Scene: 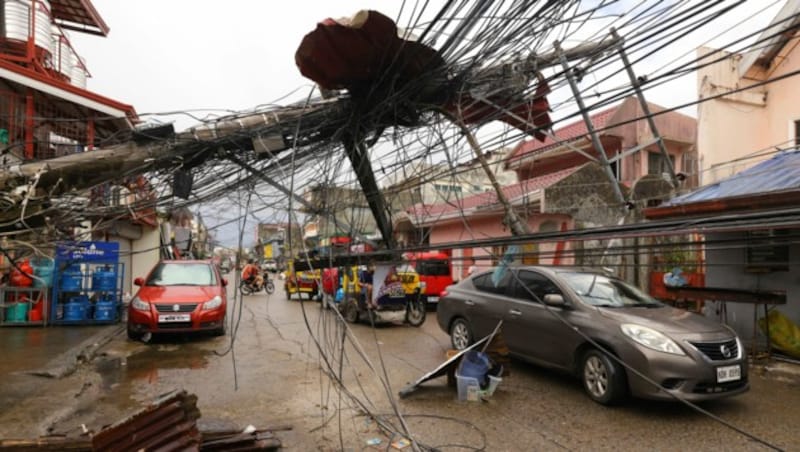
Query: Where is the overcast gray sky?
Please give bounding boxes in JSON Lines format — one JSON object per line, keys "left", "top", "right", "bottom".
{"left": 72, "top": 1, "right": 784, "bottom": 131}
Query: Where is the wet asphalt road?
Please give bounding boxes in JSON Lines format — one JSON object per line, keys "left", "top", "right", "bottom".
{"left": 1, "top": 281, "right": 799, "bottom": 451}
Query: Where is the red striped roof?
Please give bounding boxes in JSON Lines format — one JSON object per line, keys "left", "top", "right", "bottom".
{"left": 407, "top": 166, "right": 578, "bottom": 220}
{"left": 508, "top": 105, "right": 619, "bottom": 164}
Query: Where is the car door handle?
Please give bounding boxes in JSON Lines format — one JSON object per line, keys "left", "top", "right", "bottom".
{"left": 464, "top": 300, "right": 475, "bottom": 306}
{"left": 509, "top": 309, "right": 522, "bottom": 316}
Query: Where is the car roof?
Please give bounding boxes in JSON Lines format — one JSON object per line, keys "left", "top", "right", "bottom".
{"left": 472, "top": 265, "right": 611, "bottom": 278}
{"left": 159, "top": 259, "right": 213, "bottom": 264}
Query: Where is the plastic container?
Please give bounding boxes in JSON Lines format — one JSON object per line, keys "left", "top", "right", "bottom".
{"left": 484, "top": 375, "right": 502, "bottom": 397}
{"left": 456, "top": 372, "right": 502, "bottom": 401}
{"left": 92, "top": 266, "right": 117, "bottom": 291}
{"left": 31, "top": 258, "right": 54, "bottom": 287}
{"left": 457, "top": 350, "right": 492, "bottom": 387}
{"left": 456, "top": 374, "right": 482, "bottom": 401}
{"left": 60, "top": 265, "right": 83, "bottom": 291}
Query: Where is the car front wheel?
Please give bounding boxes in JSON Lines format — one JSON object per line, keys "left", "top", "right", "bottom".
{"left": 213, "top": 316, "right": 227, "bottom": 336}
{"left": 581, "top": 349, "right": 627, "bottom": 405}
{"left": 449, "top": 318, "right": 473, "bottom": 350}
{"left": 127, "top": 328, "right": 143, "bottom": 341}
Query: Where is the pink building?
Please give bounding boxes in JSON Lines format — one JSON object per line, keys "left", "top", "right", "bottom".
{"left": 400, "top": 96, "right": 697, "bottom": 279}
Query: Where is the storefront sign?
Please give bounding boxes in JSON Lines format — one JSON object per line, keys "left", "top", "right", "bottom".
{"left": 56, "top": 242, "right": 120, "bottom": 263}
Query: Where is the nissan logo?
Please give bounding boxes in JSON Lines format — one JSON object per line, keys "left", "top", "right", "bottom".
{"left": 173, "top": 304, "right": 180, "bottom": 312}
{"left": 720, "top": 344, "right": 732, "bottom": 359}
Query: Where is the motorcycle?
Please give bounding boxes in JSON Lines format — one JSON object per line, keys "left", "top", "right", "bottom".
{"left": 240, "top": 273, "right": 275, "bottom": 295}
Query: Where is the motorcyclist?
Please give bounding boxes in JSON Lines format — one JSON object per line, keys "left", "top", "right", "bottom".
{"left": 242, "top": 259, "right": 259, "bottom": 287}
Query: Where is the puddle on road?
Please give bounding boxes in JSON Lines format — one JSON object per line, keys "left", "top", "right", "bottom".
{"left": 95, "top": 345, "right": 211, "bottom": 390}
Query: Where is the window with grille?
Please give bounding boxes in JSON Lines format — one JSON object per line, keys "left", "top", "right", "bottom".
{"left": 648, "top": 152, "right": 675, "bottom": 175}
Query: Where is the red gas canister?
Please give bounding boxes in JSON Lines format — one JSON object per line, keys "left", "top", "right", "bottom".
{"left": 10, "top": 259, "right": 34, "bottom": 287}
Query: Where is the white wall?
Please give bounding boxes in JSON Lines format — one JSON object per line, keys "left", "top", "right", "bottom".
{"left": 704, "top": 231, "right": 799, "bottom": 348}
{"left": 130, "top": 227, "right": 160, "bottom": 294}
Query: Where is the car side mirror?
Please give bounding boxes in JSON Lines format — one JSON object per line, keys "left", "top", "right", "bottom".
{"left": 543, "top": 293, "right": 567, "bottom": 307}
{"left": 134, "top": 277, "right": 144, "bottom": 286}
{"left": 221, "top": 278, "right": 228, "bottom": 287}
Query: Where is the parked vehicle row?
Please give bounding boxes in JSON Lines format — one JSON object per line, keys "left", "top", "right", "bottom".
{"left": 126, "top": 259, "right": 748, "bottom": 407}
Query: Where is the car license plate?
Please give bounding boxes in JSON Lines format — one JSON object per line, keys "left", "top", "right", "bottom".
{"left": 427, "top": 296, "right": 439, "bottom": 302}
{"left": 716, "top": 365, "right": 741, "bottom": 383}
{"left": 158, "top": 314, "right": 191, "bottom": 323}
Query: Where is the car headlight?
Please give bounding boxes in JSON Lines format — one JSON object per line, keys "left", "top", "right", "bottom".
{"left": 131, "top": 296, "right": 150, "bottom": 312}
{"left": 203, "top": 295, "right": 223, "bottom": 311}
{"left": 621, "top": 323, "right": 685, "bottom": 355}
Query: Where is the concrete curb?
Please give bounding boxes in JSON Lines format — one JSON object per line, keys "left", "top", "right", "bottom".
{"left": 26, "top": 324, "right": 125, "bottom": 379}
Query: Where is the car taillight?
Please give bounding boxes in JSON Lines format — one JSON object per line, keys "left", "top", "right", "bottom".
{"left": 440, "top": 290, "right": 449, "bottom": 297}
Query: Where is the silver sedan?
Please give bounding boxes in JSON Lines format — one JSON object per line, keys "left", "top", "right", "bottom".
{"left": 436, "top": 266, "right": 749, "bottom": 405}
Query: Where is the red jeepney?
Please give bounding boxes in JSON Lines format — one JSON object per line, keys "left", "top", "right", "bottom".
{"left": 403, "top": 251, "right": 454, "bottom": 305}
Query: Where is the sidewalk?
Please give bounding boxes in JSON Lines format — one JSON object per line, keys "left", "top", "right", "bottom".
{"left": 0, "top": 324, "right": 122, "bottom": 378}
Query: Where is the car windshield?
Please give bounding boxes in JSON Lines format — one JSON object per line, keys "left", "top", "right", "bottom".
{"left": 146, "top": 263, "right": 217, "bottom": 286}
{"left": 559, "top": 271, "right": 663, "bottom": 308}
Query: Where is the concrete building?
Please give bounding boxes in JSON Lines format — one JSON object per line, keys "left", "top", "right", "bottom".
{"left": 0, "top": 1, "right": 157, "bottom": 295}
{"left": 643, "top": 2, "right": 800, "bottom": 343}
{"left": 382, "top": 148, "right": 518, "bottom": 209}
{"left": 696, "top": 1, "right": 800, "bottom": 183}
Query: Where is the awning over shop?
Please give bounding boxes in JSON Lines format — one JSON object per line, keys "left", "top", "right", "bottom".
{"left": 645, "top": 149, "right": 800, "bottom": 219}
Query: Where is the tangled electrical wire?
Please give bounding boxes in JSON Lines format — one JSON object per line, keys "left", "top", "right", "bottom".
{"left": 0, "top": 1, "right": 797, "bottom": 450}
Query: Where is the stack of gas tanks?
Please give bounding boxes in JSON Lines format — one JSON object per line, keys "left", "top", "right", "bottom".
{"left": 55, "top": 264, "right": 120, "bottom": 323}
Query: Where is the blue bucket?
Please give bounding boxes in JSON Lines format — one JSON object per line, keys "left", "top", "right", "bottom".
{"left": 60, "top": 265, "right": 83, "bottom": 291}
{"left": 93, "top": 299, "right": 117, "bottom": 321}
{"left": 457, "top": 350, "right": 492, "bottom": 387}
{"left": 92, "top": 267, "right": 117, "bottom": 292}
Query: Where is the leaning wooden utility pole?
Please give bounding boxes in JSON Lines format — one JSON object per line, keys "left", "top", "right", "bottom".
{"left": 457, "top": 118, "right": 531, "bottom": 236}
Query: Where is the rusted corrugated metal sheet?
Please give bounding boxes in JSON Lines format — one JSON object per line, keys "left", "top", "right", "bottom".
{"left": 91, "top": 390, "right": 201, "bottom": 452}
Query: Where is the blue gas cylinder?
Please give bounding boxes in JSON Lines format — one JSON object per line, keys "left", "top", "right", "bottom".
{"left": 92, "top": 266, "right": 117, "bottom": 291}
{"left": 63, "top": 295, "right": 89, "bottom": 321}
{"left": 31, "top": 258, "right": 54, "bottom": 288}
{"left": 93, "top": 297, "right": 117, "bottom": 321}
{"left": 60, "top": 265, "right": 83, "bottom": 291}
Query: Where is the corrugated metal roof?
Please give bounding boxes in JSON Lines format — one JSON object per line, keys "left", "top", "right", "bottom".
{"left": 508, "top": 105, "right": 619, "bottom": 162}
{"left": 665, "top": 150, "right": 800, "bottom": 205}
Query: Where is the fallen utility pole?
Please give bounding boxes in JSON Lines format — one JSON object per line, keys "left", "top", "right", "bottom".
{"left": 457, "top": 118, "right": 530, "bottom": 236}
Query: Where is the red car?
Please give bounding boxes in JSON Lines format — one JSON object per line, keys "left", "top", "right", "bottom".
{"left": 127, "top": 260, "right": 228, "bottom": 340}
